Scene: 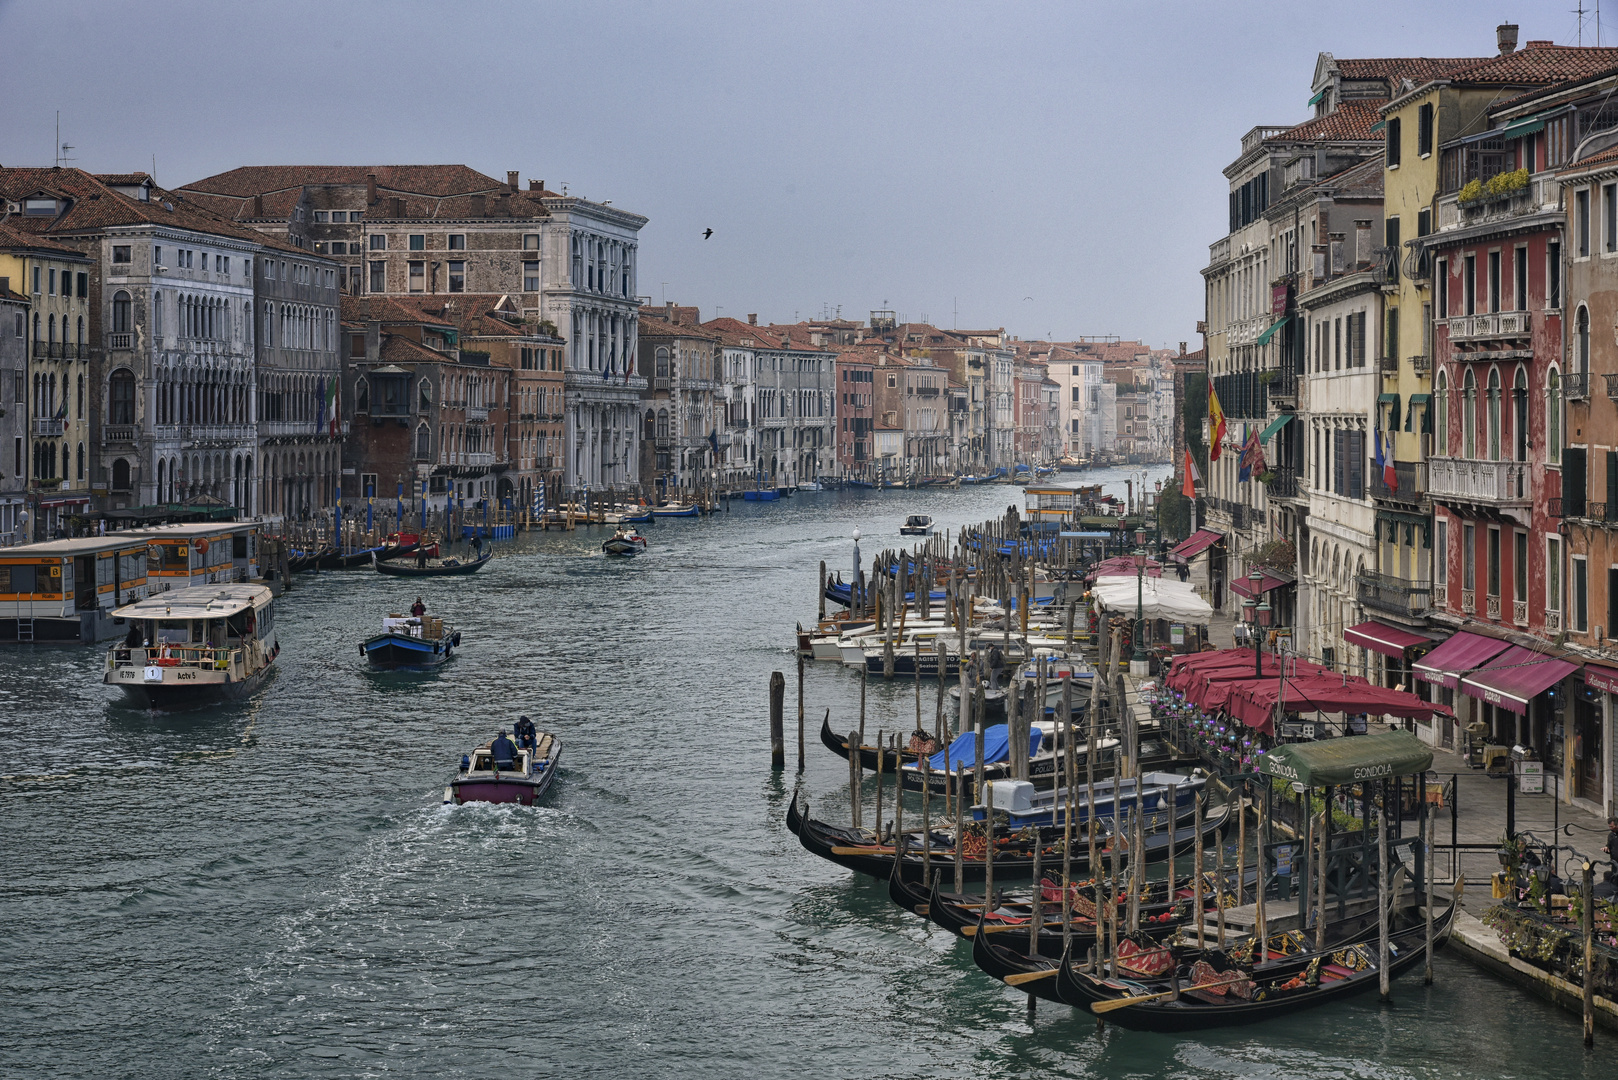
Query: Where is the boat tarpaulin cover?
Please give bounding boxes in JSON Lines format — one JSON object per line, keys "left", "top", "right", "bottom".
{"left": 1090, "top": 577, "right": 1214, "bottom": 623}
{"left": 1088, "top": 556, "right": 1163, "bottom": 581}
{"left": 1260, "top": 729, "right": 1434, "bottom": 787}
{"left": 1170, "top": 528, "right": 1224, "bottom": 560}
{"left": 927, "top": 724, "right": 1043, "bottom": 772}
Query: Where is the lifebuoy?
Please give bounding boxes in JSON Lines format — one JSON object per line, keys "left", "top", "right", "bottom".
{"left": 196, "top": 538, "right": 209, "bottom": 554}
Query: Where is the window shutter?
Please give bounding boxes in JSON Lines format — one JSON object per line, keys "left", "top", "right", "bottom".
{"left": 1565, "top": 447, "right": 1588, "bottom": 517}
{"left": 1352, "top": 312, "right": 1365, "bottom": 366}
{"left": 1334, "top": 430, "right": 1346, "bottom": 495}
{"left": 1348, "top": 431, "right": 1365, "bottom": 499}
{"left": 1606, "top": 450, "right": 1616, "bottom": 512}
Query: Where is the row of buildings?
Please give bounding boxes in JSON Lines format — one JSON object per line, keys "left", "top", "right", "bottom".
{"left": 1198, "top": 23, "right": 1618, "bottom": 816}
{"left": 0, "top": 160, "right": 1175, "bottom": 540}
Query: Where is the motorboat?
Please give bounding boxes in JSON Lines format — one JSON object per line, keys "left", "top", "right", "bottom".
{"left": 105, "top": 584, "right": 279, "bottom": 706}
{"left": 602, "top": 528, "right": 649, "bottom": 556}
{"left": 742, "top": 488, "right": 780, "bottom": 501}
{"left": 445, "top": 729, "right": 562, "bottom": 806}
{"left": 899, "top": 514, "right": 934, "bottom": 536}
{"left": 361, "top": 613, "right": 460, "bottom": 668}
{"left": 651, "top": 503, "right": 700, "bottom": 518}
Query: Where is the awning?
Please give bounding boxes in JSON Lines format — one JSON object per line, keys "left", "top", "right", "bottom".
{"left": 1260, "top": 729, "right": 1434, "bottom": 787}
{"left": 1497, "top": 117, "right": 1546, "bottom": 141}
{"left": 1088, "top": 556, "right": 1163, "bottom": 581}
{"left": 1459, "top": 645, "right": 1578, "bottom": 715}
{"left": 1231, "top": 675, "right": 1451, "bottom": 735}
{"left": 1059, "top": 531, "right": 1113, "bottom": 539}
{"left": 1259, "top": 413, "right": 1293, "bottom": 442}
{"left": 1255, "top": 315, "right": 1291, "bottom": 347}
{"left": 1308, "top": 88, "right": 1326, "bottom": 106}
{"left": 1405, "top": 393, "right": 1431, "bottom": 432}
{"left": 1370, "top": 119, "right": 1386, "bottom": 133}
{"left": 1412, "top": 630, "right": 1511, "bottom": 690}
{"left": 1171, "top": 528, "right": 1224, "bottom": 560}
{"left": 1090, "top": 577, "right": 1214, "bottom": 623}
{"left": 1343, "top": 620, "right": 1434, "bottom": 658}
{"left": 1229, "top": 570, "right": 1291, "bottom": 599}
{"left": 1583, "top": 663, "right": 1618, "bottom": 695}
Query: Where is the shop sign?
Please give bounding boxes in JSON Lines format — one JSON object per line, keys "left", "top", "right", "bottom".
{"left": 1517, "top": 759, "right": 1544, "bottom": 794}
{"left": 1582, "top": 664, "right": 1618, "bottom": 695}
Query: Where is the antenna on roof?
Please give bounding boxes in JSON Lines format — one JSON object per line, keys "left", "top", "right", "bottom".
{"left": 53, "top": 111, "right": 74, "bottom": 168}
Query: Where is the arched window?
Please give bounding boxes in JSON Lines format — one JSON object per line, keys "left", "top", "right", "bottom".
{"left": 32, "top": 312, "right": 40, "bottom": 341}
{"left": 47, "top": 312, "right": 55, "bottom": 345}
{"left": 76, "top": 315, "right": 84, "bottom": 344}
{"left": 114, "top": 458, "right": 130, "bottom": 493}
{"left": 1462, "top": 369, "right": 1477, "bottom": 458}
{"left": 1547, "top": 368, "right": 1562, "bottom": 465}
{"left": 61, "top": 443, "right": 70, "bottom": 479}
{"left": 112, "top": 290, "right": 131, "bottom": 333}
{"left": 76, "top": 442, "right": 85, "bottom": 481}
{"left": 1486, "top": 368, "right": 1502, "bottom": 461}
{"left": 356, "top": 378, "right": 369, "bottom": 413}
{"left": 656, "top": 408, "right": 669, "bottom": 440}
{"left": 1435, "top": 371, "right": 1448, "bottom": 456}
{"left": 76, "top": 373, "right": 84, "bottom": 419}
{"left": 109, "top": 368, "right": 136, "bottom": 425}
{"left": 415, "top": 423, "right": 431, "bottom": 460}
{"left": 419, "top": 378, "right": 432, "bottom": 410}
{"left": 1576, "top": 305, "right": 1591, "bottom": 376}
{"left": 1513, "top": 367, "right": 1528, "bottom": 461}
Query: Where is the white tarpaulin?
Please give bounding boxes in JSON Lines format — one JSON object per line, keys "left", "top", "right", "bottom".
{"left": 1090, "top": 576, "right": 1214, "bottom": 623}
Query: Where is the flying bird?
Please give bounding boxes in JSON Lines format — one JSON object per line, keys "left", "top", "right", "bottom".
{"left": 1023, "top": 296, "right": 1034, "bottom": 301}
{"left": 703, "top": 228, "right": 713, "bottom": 239}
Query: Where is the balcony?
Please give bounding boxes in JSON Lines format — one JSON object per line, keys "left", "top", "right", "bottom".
{"left": 1369, "top": 460, "right": 1426, "bottom": 507}
{"left": 1379, "top": 354, "right": 1399, "bottom": 373}
{"left": 1605, "top": 374, "right": 1618, "bottom": 401}
{"left": 1263, "top": 466, "right": 1299, "bottom": 499}
{"left": 106, "top": 333, "right": 133, "bottom": 351}
{"left": 33, "top": 418, "right": 64, "bottom": 436}
{"left": 1448, "top": 311, "right": 1532, "bottom": 345}
{"left": 1411, "top": 354, "right": 1431, "bottom": 376}
{"left": 1266, "top": 369, "right": 1298, "bottom": 400}
{"left": 1564, "top": 372, "right": 1590, "bottom": 401}
{"left": 1426, "top": 456, "right": 1529, "bottom": 510}
{"left": 466, "top": 405, "right": 488, "bottom": 424}
{"left": 1356, "top": 571, "right": 1432, "bottom": 619}
{"left": 104, "top": 425, "right": 136, "bottom": 444}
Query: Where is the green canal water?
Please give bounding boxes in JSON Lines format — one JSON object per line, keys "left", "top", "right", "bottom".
{"left": 2, "top": 465, "right": 1612, "bottom": 1077}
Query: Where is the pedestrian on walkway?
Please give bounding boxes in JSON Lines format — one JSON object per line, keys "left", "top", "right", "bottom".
{"left": 1605, "top": 816, "right": 1618, "bottom": 859}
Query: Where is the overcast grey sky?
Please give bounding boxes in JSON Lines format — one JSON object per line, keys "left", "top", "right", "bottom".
{"left": 0, "top": 0, "right": 1595, "bottom": 346}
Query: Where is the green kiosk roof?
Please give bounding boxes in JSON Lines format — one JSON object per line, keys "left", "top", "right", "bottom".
{"left": 1259, "top": 729, "right": 1433, "bottom": 787}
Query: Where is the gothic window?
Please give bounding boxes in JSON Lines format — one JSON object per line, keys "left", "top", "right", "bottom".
{"left": 112, "top": 290, "right": 131, "bottom": 333}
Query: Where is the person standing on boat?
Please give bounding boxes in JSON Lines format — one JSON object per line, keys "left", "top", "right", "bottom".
{"left": 472, "top": 533, "right": 483, "bottom": 559}
{"left": 490, "top": 729, "right": 518, "bottom": 769}
{"left": 411, "top": 597, "right": 426, "bottom": 619}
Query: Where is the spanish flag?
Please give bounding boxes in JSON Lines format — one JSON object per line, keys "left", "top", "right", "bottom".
{"left": 1208, "top": 385, "right": 1227, "bottom": 461}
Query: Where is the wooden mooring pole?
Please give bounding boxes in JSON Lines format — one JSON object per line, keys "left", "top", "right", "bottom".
{"left": 769, "top": 671, "right": 785, "bottom": 770}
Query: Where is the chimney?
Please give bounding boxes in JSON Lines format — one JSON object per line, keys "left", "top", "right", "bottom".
{"left": 470, "top": 194, "right": 486, "bottom": 216}
{"left": 1525, "top": 39, "right": 1553, "bottom": 49}
{"left": 252, "top": 194, "right": 263, "bottom": 217}
{"left": 748, "top": 313, "right": 757, "bottom": 326}
{"left": 366, "top": 172, "right": 378, "bottom": 205}
{"left": 1355, "top": 219, "right": 1372, "bottom": 268}
{"left": 1179, "top": 341, "right": 1187, "bottom": 356}
{"left": 365, "top": 319, "right": 381, "bottom": 359}
{"left": 1497, "top": 24, "right": 1520, "bottom": 53}
{"left": 665, "top": 301, "right": 674, "bottom": 322}
{"left": 390, "top": 196, "right": 405, "bottom": 218}
{"left": 506, "top": 171, "right": 519, "bottom": 192}
{"left": 530, "top": 180, "right": 542, "bottom": 191}
{"left": 0, "top": 277, "right": 8, "bottom": 294}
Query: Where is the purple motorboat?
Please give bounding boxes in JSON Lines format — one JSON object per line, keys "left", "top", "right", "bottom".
{"left": 445, "top": 729, "right": 561, "bottom": 807}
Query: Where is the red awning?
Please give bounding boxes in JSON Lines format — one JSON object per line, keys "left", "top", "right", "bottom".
{"left": 1343, "top": 620, "right": 1434, "bottom": 658}
{"left": 1584, "top": 663, "right": 1618, "bottom": 695}
{"left": 1229, "top": 571, "right": 1292, "bottom": 599}
{"left": 1412, "top": 630, "right": 1511, "bottom": 690}
{"left": 1088, "top": 556, "right": 1163, "bottom": 581}
{"left": 1458, "top": 645, "right": 1578, "bottom": 715}
{"left": 1171, "top": 528, "right": 1224, "bottom": 561}
{"left": 1228, "top": 674, "right": 1452, "bottom": 734}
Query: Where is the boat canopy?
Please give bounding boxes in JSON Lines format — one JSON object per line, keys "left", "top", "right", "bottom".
{"left": 926, "top": 723, "right": 1043, "bottom": 771}
{"left": 1259, "top": 729, "right": 1433, "bottom": 787}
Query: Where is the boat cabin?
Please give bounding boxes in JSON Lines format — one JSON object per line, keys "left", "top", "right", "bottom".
{"left": 130, "top": 523, "right": 263, "bottom": 589}
{"left": 1023, "top": 487, "right": 1079, "bottom": 526}
{"left": 0, "top": 536, "right": 154, "bottom": 642}
{"left": 107, "top": 584, "right": 276, "bottom": 676}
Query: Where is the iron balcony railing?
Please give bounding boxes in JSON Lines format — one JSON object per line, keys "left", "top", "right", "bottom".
{"left": 1263, "top": 466, "right": 1298, "bottom": 498}
{"left": 1356, "top": 571, "right": 1432, "bottom": 618}
{"left": 1370, "top": 460, "right": 1426, "bottom": 506}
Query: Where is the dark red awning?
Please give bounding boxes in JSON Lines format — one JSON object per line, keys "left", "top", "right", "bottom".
{"left": 1458, "top": 645, "right": 1577, "bottom": 715}
{"left": 1343, "top": 620, "right": 1434, "bottom": 658}
{"left": 1171, "top": 529, "right": 1224, "bottom": 561}
{"left": 1412, "top": 631, "right": 1511, "bottom": 690}
{"left": 1229, "top": 570, "right": 1292, "bottom": 599}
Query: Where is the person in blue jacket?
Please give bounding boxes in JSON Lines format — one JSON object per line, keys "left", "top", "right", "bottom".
{"left": 490, "top": 729, "right": 517, "bottom": 769}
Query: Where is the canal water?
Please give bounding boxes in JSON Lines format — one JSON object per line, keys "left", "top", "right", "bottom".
{"left": 2, "top": 464, "right": 1611, "bottom": 1077}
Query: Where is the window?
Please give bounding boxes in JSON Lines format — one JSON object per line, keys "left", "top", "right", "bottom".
{"left": 48, "top": 268, "right": 56, "bottom": 296}
{"left": 369, "top": 235, "right": 386, "bottom": 251}
{"left": 1435, "top": 370, "right": 1448, "bottom": 455}
{"left": 1463, "top": 524, "right": 1475, "bottom": 592}
{"left": 408, "top": 261, "right": 424, "bottom": 292}
{"left": 112, "top": 245, "right": 131, "bottom": 264}
{"left": 1606, "top": 184, "right": 1617, "bottom": 252}
{"left": 1417, "top": 103, "right": 1434, "bottom": 156}
{"left": 523, "top": 234, "right": 541, "bottom": 250}
{"left": 1462, "top": 368, "right": 1476, "bottom": 458}
{"left": 1334, "top": 317, "right": 1342, "bottom": 370}
{"left": 1578, "top": 189, "right": 1592, "bottom": 257}
{"left": 1574, "top": 556, "right": 1589, "bottom": 632}
{"left": 1549, "top": 241, "right": 1562, "bottom": 307}
{"left": 1435, "top": 519, "right": 1448, "bottom": 586}
{"left": 1463, "top": 254, "right": 1476, "bottom": 314}
{"left": 76, "top": 271, "right": 87, "bottom": 298}
{"left": 447, "top": 234, "right": 465, "bottom": 250}
{"left": 369, "top": 261, "right": 385, "bottom": 293}
{"left": 1547, "top": 369, "right": 1561, "bottom": 464}
{"left": 1577, "top": 306, "right": 1591, "bottom": 375}
{"left": 1548, "top": 536, "right": 1563, "bottom": 614}
{"left": 415, "top": 423, "right": 432, "bottom": 460}
{"left": 447, "top": 260, "right": 465, "bottom": 292}
{"left": 1515, "top": 531, "right": 1528, "bottom": 604}
{"left": 1386, "top": 117, "right": 1401, "bottom": 167}
{"left": 154, "top": 245, "right": 162, "bottom": 268}
{"left": 1487, "top": 368, "right": 1501, "bottom": 461}
{"left": 111, "top": 290, "right": 131, "bottom": 334}
{"left": 1514, "top": 247, "right": 1528, "bottom": 311}
{"left": 523, "top": 261, "right": 540, "bottom": 291}
{"left": 1488, "top": 250, "right": 1500, "bottom": 312}
{"left": 408, "top": 234, "right": 425, "bottom": 251}
{"left": 1385, "top": 307, "right": 1399, "bottom": 360}
{"left": 314, "top": 211, "right": 329, "bottom": 223}
{"left": 1487, "top": 526, "right": 1501, "bottom": 600}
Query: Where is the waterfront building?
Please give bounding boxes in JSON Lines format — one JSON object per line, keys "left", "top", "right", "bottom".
{"left": 0, "top": 223, "right": 92, "bottom": 537}
{"left": 637, "top": 305, "right": 721, "bottom": 499}
{"left": 704, "top": 316, "right": 766, "bottom": 490}
{"left": 0, "top": 279, "right": 26, "bottom": 543}
{"left": 759, "top": 326, "right": 836, "bottom": 487}
{"left": 903, "top": 354, "right": 950, "bottom": 480}
{"left": 833, "top": 347, "right": 876, "bottom": 480}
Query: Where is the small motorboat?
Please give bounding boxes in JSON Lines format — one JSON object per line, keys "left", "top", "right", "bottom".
{"left": 900, "top": 514, "right": 934, "bottom": 536}
{"left": 603, "top": 528, "right": 649, "bottom": 556}
{"left": 651, "top": 503, "right": 700, "bottom": 518}
{"left": 361, "top": 613, "right": 460, "bottom": 668}
{"left": 617, "top": 508, "right": 654, "bottom": 524}
{"left": 742, "top": 488, "right": 780, "bottom": 501}
{"left": 446, "top": 729, "right": 562, "bottom": 806}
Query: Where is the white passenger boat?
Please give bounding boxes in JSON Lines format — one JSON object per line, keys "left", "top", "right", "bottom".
{"left": 104, "top": 584, "right": 279, "bottom": 706}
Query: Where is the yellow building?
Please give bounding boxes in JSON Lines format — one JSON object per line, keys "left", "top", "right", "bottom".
{"left": 0, "top": 221, "right": 94, "bottom": 538}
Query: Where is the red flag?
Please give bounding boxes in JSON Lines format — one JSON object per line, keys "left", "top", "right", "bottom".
{"left": 1182, "top": 448, "right": 1199, "bottom": 498}
{"left": 1383, "top": 432, "right": 1398, "bottom": 491}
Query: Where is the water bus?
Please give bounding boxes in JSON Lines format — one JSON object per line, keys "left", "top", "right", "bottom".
{"left": 104, "top": 584, "right": 278, "bottom": 706}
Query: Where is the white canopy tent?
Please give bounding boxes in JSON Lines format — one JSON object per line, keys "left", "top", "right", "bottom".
{"left": 1090, "top": 576, "right": 1214, "bottom": 624}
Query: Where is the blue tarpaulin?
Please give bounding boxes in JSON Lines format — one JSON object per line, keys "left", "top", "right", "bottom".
{"left": 927, "top": 723, "right": 1043, "bottom": 771}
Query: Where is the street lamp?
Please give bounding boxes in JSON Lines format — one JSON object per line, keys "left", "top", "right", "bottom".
{"left": 1131, "top": 525, "right": 1149, "bottom": 676}
{"left": 1246, "top": 566, "right": 1265, "bottom": 678}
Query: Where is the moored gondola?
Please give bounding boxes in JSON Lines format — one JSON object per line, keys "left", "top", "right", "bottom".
{"left": 818, "top": 710, "right": 932, "bottom": 773}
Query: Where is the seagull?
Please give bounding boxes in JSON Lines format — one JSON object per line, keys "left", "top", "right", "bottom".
{"left": 1023, "top": 296, "right": 1034, "bottom": 301}
{"left": 703, "top": 228, "right": 713, "bottom": 239}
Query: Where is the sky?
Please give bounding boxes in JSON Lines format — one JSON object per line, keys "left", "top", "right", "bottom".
{"left": 0, "top": 0, "right": 1603, "bottom": 348}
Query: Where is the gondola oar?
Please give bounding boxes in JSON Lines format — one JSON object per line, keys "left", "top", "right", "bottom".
{"left": 1004, "top": 968, "right": 1059, "bottom": 986}
{"left": 1089, "top": 974, "right": 1249, "bottom": 1013}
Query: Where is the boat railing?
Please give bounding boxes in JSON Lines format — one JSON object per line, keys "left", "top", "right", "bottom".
{"left": 110, "top": 645, "right": 242, "bottom": 671}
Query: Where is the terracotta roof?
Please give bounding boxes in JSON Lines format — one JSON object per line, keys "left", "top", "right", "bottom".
{"left": 340, "top": 295, "right": 455, "bottom": 328}
{"left": 0, "top": 220, "right": 90, "bottom": 256}
{"left": 179, "top": 165, "right": 558, "bottom": 223}
{"left": 1559, "top": 141, "right": 1618, "bottom": 175}
{"left": 702, "top": 317, "right": 783, "bottom": 348}
{"left": 378, "top": 335, "right": 451, "bottom": 365}
{"left": 1267, "top": 100, "right": 1385, "bottom": 142}
{"left": 1448, "top": 44, "right": 1618, "bottom": 86}
{"left": 0, "top": 167, "right": 286, "bottom": 247}
{"left": 1335, "top": 56, "right": 1488, "bottom": 88}
{"left": 639, "top": 313, "right": 719, "bottom": 342}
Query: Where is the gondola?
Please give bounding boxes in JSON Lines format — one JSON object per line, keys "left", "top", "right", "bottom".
{"left": 320, "top": 545, "right": 389, "bottom": 569}
{"left": 287, "top": 547, "right": 330, "bottom": 573}
{"left": 1056, "top": 886, "right": 1458, "bottom": 1030}
{"left": 971, "top": 911, "right": 1067, "bottom": 1002}
{"left": 786, "top": 789, "right": 1228, "bottom": 883}
{"left": 818, "top": 710, "right": 931, "bottom": 773}
{"left": 371, "top": 548, "right": 493, "bottom": 577}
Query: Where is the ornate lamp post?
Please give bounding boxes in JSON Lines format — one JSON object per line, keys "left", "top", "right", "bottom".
{"left": 1247, "top": 566, "right": 1265, "bottom": 678}
{"left": 1131, "top": 525, "right": 1149, "bottom": 677}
